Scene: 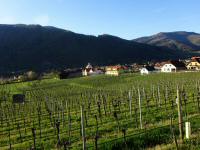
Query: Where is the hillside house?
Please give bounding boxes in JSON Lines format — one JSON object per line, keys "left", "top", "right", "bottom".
{"left": 186, "top": 57, "right": 200, "bottom": 71}
{"left": 161, "top": 60, "right": 186, "bottom": 73}
{"left": 82, "top": 63, "right": 103, "bottom": 76}
{"left": 82, "top": 63, "right": 94, "bottom": 76}
{"left": 105, "top": 65, "right": 122, "bottom": 76}
{"left": 140, "top": 66, "right": 155, "bottom": 75}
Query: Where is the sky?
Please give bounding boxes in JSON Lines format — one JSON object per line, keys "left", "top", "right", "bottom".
{"left": 0, "top": 0, "right": 200, "bottom": 39}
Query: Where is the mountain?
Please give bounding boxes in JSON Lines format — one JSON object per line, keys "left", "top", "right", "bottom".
{"left": 134, "top": 31, "right": 200, "bottom": 52}
{"left": 0, "top": 24, "right": 188, "bottom": 75}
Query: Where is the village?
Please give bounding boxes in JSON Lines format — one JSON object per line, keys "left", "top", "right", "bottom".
{"left": 1, "top": 56, "right": 200, "bottom": 84}
{"left": 59, "top": 56, "right": 200, "bottom": 78}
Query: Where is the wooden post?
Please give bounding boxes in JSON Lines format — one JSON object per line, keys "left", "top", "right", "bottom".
{"left": 152, "top": 85, "right": 155, "bottom": 102}
{"left": 94, "top": 115, "right": 99, "bottom": 150}
{"left": 158, "top": 85, "right": 161, "bottom": 107}
{"left": 8, "top": 121, "right": 12, "bottom": 150}
{"left": 68, "top": 106, "right": 71, "bottom": 145}
{"left": 170, "top": 115, "right": 179, "bottom": 150}
{"left": 177, "top": 86, "right": 183, "bottom": 142}
{"left": 32, "top": 128, "right": 36, "bottom": 150}
{"left": 138, "top": 88, "right": 143, "bottom": 129}
{"left": 81, "top": 105, "right": 86, "bottom": 150}
{"left": 17, "top": 123, "right": 22, "bottom": 143}
{"left": 165, "top": 86, "right": 168, "bottom": 110}
{"left": 128, "top": 90, "right": 132, "bottom": 122}
{"left": 56, "top": 120, "right": 61, "bottom": 146}
{"left": 197, "top": 90, "right": 200, "bottom": 112}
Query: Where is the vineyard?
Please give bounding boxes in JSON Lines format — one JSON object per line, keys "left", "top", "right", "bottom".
{"left": 1, "top": 72, "right": 200, "bottom": 149}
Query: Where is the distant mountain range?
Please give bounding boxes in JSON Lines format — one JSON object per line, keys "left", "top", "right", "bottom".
{"left": 134, "top": 31, "right": 200, "bottom": 52}
{"left": 0, "top": 24, "right": 195, "bottom": 75}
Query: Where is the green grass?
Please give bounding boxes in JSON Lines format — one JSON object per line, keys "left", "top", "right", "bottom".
{"left": 0, "top": 72, "right": 200, "bottom": 149}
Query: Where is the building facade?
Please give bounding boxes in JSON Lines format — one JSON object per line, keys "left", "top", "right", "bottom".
{"left": 161, "top": 64, "right": 176, "bottom": 72}
{"left": 82, "top": 63, "right": 94, "bottom": 76}
{"left": 186, "top": 57, "right": 200, "bottom": 70}
{"left": 140, "top": 66, "right": 155, "bottom": 75}
{"left": 160, "top": 60, "right": 186, "bottom": 73}
{"left": 105, "top": 66, "right": 121, "bottom": 76}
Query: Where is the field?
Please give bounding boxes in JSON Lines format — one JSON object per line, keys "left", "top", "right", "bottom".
{"left": 1, "top": 72, "right": 200, "bottom": 149}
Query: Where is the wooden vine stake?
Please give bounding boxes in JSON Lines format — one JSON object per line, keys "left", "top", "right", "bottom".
{"left": 81, "top": 105, "right": 86, "bottom": 150}
{"left": 56, "top": 120, "right": 61, "bottom": 146}
{"left": 158, "top": 85, "right": 161, "bottom": 107}
{"left": 138, "top": 88, "right": 143, "bottom": 129}
{"left": 170, "top": 115, "right": 179, "bottom": 150}
{"left": 68, "top": 106, "right": 71, "bottom": 145}
{"left": 177, "top": 86, "right": 183, "bottom": 142}
{"left": 128, "top": 90, "right": 132, "bottom": 122}
{"left": 8, "top": 121, "right": 12, "bottom": 150}
{"left": 32, "top": 128, "right": 36, "bottom": 150}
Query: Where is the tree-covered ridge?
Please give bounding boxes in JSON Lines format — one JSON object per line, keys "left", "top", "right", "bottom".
{"left": 0, "top": 24, "right": 188, "bottom": 75}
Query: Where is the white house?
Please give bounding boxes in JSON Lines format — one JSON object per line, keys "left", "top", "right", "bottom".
{"left": 140, "top": 66, "right": 155, "bottom": 75}
{"left": 82, "top": 63, "right": 104, "bottom": 76}
{"left": 160, "top": 61, "right": 186, "bottom": 73}
{"left": 82, "top": 63, "right": 94, "bottom": 76}
{"left": 161, "top": 64, "right": 176, "bottom": 72}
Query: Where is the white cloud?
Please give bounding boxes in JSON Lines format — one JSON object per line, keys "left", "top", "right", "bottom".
{"left": 0, "top": 16, "right": 16, "bottom": 24}
{"left": 34, "top": 14, "right": 50, "bottom": 26}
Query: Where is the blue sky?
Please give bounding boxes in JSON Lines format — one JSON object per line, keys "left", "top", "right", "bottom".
{"left": 0, "top": 0, "right": 200, "bottom": 39}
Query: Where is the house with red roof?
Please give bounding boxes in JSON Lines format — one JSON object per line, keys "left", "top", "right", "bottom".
{"left": 187, "top": 57, "right": 200, "bottom": 70}
{"left": 105, "top": 65, "right": 126, "bottom": 76}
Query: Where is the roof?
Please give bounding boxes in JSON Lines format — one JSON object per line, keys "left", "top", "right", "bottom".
{"left": 191, "top": 58, "right": 200, "bottom": 63}
{"left": 106, "top": 65, "right": 122, "bottom": 70}
{"left": 156, "top": 60, "right": 186, "bottom": 68}
{"left": 192, "top": 56, "right": 200, "bottom": 60}
{"left": 86, "top": 63, "right": 93, "bottom": 69}
{"left": 154, "top": 62, "right": 166, "bottom": 68}
{"left": 168, "top": 60, "right": 186, "bottom": 68}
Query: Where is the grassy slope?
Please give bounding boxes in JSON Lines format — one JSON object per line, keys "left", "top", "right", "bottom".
{"left": 0, "top": 72, "right": 200, "bottom": 149}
